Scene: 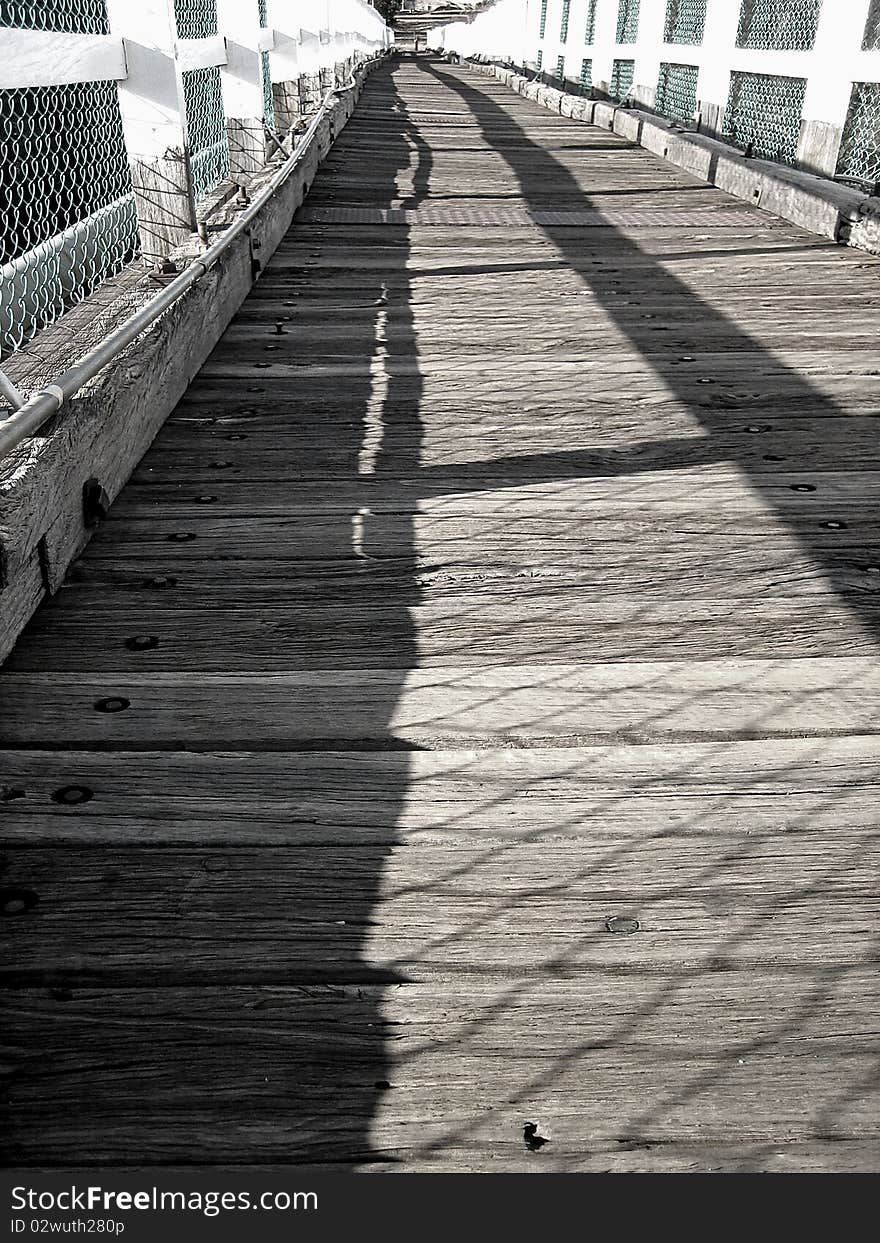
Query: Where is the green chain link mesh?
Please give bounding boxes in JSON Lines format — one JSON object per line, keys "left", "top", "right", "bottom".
{"left": 836, "top": 82, "right": 880, "bottom": 189}
{"left": 616, "top": 0, "right": 640, "bottom": 43}
{"left": 584, "top": 0, "right": 598, "bottom": 44}
{"left": 256, "top": 0, "right": 274, "bottom": 128}
{"left": 863, "top": 0, "right": 880, "bottom": 49}
{"left": 736, "top": 0, "right": 823, "bottom": 51}
{"left": 580, "top": 57, "right": 592, "bottom": 92}
{"left": 261, "top": 50, "right": 275, "bottom": 127}
{"left": 723, "top": 70, "right": 806, "bottom": 163}
{"left": 655, "top": 62, "right": 699, "bottom": 124}
{"left": 610, "top": 58, "right": 635, "bottom": 100}
{"left": 0, "top": 0, "right": 108, "bottom": 34}
{"left": 173, "top": 0, "right": 218, "bottom": 39}
{"left": 664, "top": 0, "right": 707, "bottom": 45}
{"left": 181, "top": 65, "right": 230, "bottom": 202}
{"left": 0, "top": 79, "right": 138, "bottom": 359}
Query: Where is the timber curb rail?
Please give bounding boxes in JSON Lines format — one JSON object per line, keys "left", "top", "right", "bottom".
{"left": 461, "top": 55, "right": 880, "bottom": 256}
{"left": 0, "top": 52, "right": 389, "bottom": 666}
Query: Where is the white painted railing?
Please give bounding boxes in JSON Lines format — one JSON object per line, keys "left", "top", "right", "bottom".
{"left": 428, "top": 0, "right": 880, "bottom": 179}
{"left": 0, "top": 1, "right": 393, "bottom": 368}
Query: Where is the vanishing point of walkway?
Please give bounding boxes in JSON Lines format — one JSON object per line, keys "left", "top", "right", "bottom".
{"left": 1, "top": 56, "right": 879, "bottom": 1171}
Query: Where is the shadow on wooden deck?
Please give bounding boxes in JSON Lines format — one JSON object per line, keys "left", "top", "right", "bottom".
{"left": 1, "top": 55, "right": 879, "bottom": 1171}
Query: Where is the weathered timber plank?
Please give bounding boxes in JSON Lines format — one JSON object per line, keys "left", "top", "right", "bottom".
{"left": 6, "top": 594, "right": 880, "bottom": 669}
{"left": 1, "top": 735, "right": 879, "bottom": 844}
{"left": 0, "top": 658, "right": 878, "bottom": 748}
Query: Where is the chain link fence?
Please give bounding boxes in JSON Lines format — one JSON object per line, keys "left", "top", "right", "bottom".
{"left": 560, "top": 0, "right": 570, "bottom": 43}
{"left": 610, "top": 57, "right": 635, "bottom": 100}
{"left": 181, "top": 65, "right": 230, "bottom": 203}
{"left": 655, "top": 61, "right": 699, "bottom": 124}
{"left": 175, "top": 1, "right": 228, "bottom": 202}
{"left": 584, "top": 0, "right": 598, "bottom": 44}
{"left": 0, "top": 1, "right": 138, "bottom": 361}
{"left": 736, "top": 0, "right": 823, "bottom": 51}
{"left": 664, "top": 0, "right": 707, "bottom": 45}
{"left": 0, "top": 0, "right": 108, "bottom": 33}
{"left": 836, "top": 82, "right": 880, "bottom": 191}
{"left": 258, "top": 0, "right": 275, "bottom": 130}
{"left": 723, "top": 69, "right": 806, "bottom": 163}
{"left": 580, "top": 57, "right": 593, "bottom": 92}
{"left": 616, "top": 0, "right": 640, "bottom": 44}
{"left": 539, "top": 0, "right": 547, "bottom": 39}
{"left": 173, "top": 0, "right": 218, "bottom": 39}
{"left": 864, "top": 0, "right": 880, "bottom": 50}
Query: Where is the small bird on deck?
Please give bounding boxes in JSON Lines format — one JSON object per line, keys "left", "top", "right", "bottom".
{"left": 523, "top": 1122, "right": 550, "bottom": 1151}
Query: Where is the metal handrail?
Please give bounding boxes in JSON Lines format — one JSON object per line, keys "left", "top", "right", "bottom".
{"left": 0, "top": 368, "right": 24, "bottom": 410}
{"left": 0, "top": 56, "right": 384, "bottom": 462}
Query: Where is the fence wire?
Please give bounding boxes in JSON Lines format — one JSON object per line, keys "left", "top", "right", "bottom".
{"left": 664, "top": 0, "right": 707, "bottom": 45}
{"left": 723, "top": 70, "right": 806, "bottom": 164}
{"left": 173, "top": 0, "right": 218, "bottom": 39}
{"left": 539, "top": 0, "right": 547, "bottom": 39}
{"left": 864, "top": 0, "right": 880, "bottom": 50}
{"left": 610, "top": 58, "right": 635, "bottom": 100}
{"left": 0, "top": 0, "right": 108, "bottom": 33}
{"left": 836, "top": 82, "right": 880, "bottom": 190}
{"left": 261, "top": 50, "right": 275, "bottom": 128}
{"left": 736, "top": 0, "right": 823, "bottom": 51}
{"left": 560, "top": 0, "right": 570, "bottom": 43}
{"left": 0, "top": 79, "right": 138, "bottom": 359}
{"left": 258, "top": 0, "right": 274, "bottom": 129}
{"left": 580, "top": 57, "right": 592, "bottom": 92}
{"left": 182, "top": 65, "right": 230, "bottom": 202}
{"left": 616, "top": 0, "right": 640, "bottom": 43}
{"left": 584, "top": 0, "right": 598, "bottom": 44}
{"left": 656, "top": 62, "right": 699, "bottom": 124}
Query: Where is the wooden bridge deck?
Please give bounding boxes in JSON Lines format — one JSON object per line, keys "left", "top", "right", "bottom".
{"left": 2, "top": 56, "right": 879, "bottom": 1172}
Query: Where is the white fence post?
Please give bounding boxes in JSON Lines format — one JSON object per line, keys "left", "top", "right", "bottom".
{"left": 217, "top": 0, "right": 271, "bottom": 177}
{"left": 106, "top": 0, "right": 198, "bottom": 264}
{"left": 267, "top": 0, "right": 303, "bottom": 133}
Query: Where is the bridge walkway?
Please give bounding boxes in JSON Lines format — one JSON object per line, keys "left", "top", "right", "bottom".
{"left": 1, "top": 55, "right": 879, "bottom": 1171}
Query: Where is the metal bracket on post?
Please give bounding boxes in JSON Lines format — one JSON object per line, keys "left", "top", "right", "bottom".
{"left": 0, "top": 368, "right": 25, "bottom": 415}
